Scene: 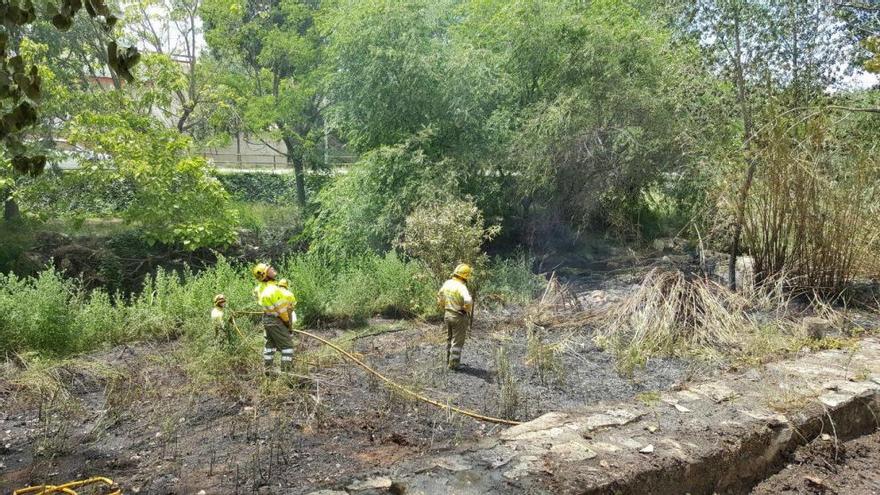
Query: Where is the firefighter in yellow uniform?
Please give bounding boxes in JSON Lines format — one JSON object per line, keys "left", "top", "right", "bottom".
{"left": 437, "top": 263, "right": 473, "bottom": 370}
{"left": 252, "top": 263, "right": 297, "bottom": 373}
{"left": 211, "top": 293, "right": 235, "bottom": 348}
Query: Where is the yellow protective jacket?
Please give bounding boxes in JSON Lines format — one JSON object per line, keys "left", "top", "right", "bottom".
{"left": 254, "top": 281, "right": 297, "bottom": 323}
{"left": 437, "top": 277, "right": 473, "bottom": 315}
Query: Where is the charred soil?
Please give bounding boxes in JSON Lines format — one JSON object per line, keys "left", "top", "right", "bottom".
{"left": 0, "top": 313, "right": 691, "bottom": 494}
{"left": 751, "top": 430, "right": 880, "bottom": 495}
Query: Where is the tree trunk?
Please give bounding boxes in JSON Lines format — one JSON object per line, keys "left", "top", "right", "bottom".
{"left": 728, "top": 159, "right": 757, "bottom": 290}
{"left": 291, "top": 157, "right": 307, "bottom": 209}
{"left": 282, "top": 136, "right": 307, "bottom": 208}
{"left": 728, "top": 6, "right": 755, "bottom": 291}
{"left": 4, "top": 198, "right": 21, "bottom": 221}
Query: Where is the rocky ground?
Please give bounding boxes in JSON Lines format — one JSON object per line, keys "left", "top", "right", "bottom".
{"left": 344, "top": 338, "right": 880, "bottom": 495}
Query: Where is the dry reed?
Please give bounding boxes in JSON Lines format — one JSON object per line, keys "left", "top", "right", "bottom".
{"left": 742, "top": 116, "right": 880, "bottom": 295}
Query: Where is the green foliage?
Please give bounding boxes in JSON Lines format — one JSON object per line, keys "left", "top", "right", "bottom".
{"left": 15, "top": 170, "right": 136, "bottom": 221}
{"left": 218, "top": 173, "right": 302, "bottom": 204}
{"left": 318, "top": 0, "right": 728, "bottom": 240}
{"left": 0, "top": 251, "right": 537, "bottom": 357}
{"left": 200, "top": 0, "right": 326, "bottom": 206}
{"left": 66, "top": 111, "right": 238, "bottom": 249}
{"left": 481, "top": 254, "right": 544, "bottom": 307}
{"left": 329, "top": 252, "right": 435, "bottom": 322}
{"left": 0, "top": 257, "right": 256, "bottom": 356}
{"left": 396, "top": 198, "right": 500, "bottom": 282}
{"left": 306, "top": 133, "right": 455, "bottom": 261}
{"left": 322, "top": 0, "right": 476, "bottom": 152}
{"left": 499, "top": 0, "right": 709, "bottom": 231}
{"left": 278, "top": 254, "right": 335, "bottom": 325}
{"left": 0, "top": 0, "right": 137, "bottom": 174}
{"left": 0, "top": 268, "right": 79, "bottom": 356}
{"left": 74, "top": 290, "right": 122, "bottom": 348}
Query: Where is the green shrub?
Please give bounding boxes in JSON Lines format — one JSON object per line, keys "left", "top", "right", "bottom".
{"left": 329, "top": 252, "right": 435, "bottom": 322}
{"left": 305, "top": 134, "right": 456, "bottom": 262}
{"left": 395, "top": 198, "right": 500, "bottom": 283}
{"left": 16, "top": 171, "right": 136, "bottom": 221}
{"left": 280, "top": 254, "right": 336, "bottom": 325}
{"left": 233, "top": 201, "right": 302, "bottom": 236}
{"left": 481, "top": 254, "right": 545, "bottom": 307}
{"left": 66, "top": 112, "right": 239, "bottom": 250}
{"left": 75, "top": 290, "right": 123, "bottom": 347}
{"left": 370, "top": 252, "right": 436, "bottom": 317}
{"left": 0, "top": 251, "right": 538, "bottom": 360}
{"left": 0, "top": 268, "right": 79, "bottom": 356}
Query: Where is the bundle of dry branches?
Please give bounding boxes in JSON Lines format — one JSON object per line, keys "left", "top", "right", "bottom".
{"left": 524, "top": 271, "right": 588, "bottom": 329}
{"left": 595, "top": 268, "right": 752, "bottom": 356}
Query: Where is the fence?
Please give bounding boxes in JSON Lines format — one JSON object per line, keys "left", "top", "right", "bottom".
{"left": 205, "top": 152, "right": 360, "bottom": 174}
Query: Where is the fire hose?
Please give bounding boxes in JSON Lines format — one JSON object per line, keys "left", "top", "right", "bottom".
{"left": 228, "top": 311, "right": 521, "bottom": 426}
{"left": 14, "top": 476, "right": 121, "bottom": 495}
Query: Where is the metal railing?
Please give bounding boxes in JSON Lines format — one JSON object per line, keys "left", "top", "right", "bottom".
{"left": 204, "top": 152, "right": 359, "bottom": 173}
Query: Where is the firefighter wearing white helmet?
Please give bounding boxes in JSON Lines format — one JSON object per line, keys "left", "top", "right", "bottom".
{"left": 437, "top": 263, "right": 473, "bottom": 370}
{"left": 252, "top": 263, "right": 297, "bottom": 373}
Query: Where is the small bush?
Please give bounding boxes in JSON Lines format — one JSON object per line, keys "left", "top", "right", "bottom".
{"left": 280, "top": 254, "right": 336, "bottom": 325}
{"left": 494, "top": 345, "right": 521, "bottom": 420}
{"left": 76, "top": 290, "right": 123, "bottom": 347}
{"left": 329, "top": 252, "right": 435, "bottom": 321}
{"left": 396, "top": 198, "right": 500, "bottom": 282}
{"left": 526, "top": 325, "right": 565, "bottom": 386}
{"left": 0, "top": 268, "right": 79, "bottom": 356}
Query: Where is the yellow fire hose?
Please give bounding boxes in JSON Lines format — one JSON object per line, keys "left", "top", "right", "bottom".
{"left": 229, "top": 311, "right": 521, "bottom": 426}
{"left": 14, "top": 477, "right": 121, "bottom": 495}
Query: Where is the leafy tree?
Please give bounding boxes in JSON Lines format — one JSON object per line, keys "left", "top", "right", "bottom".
{"left": 304, "top": 0, "right": 509, "bottom": 257}
{"left": 1, "top": 0, "right": 139, "bottom": 220}
{"left": 468, "top": 0, "right": 711, "bottom": 237}
{"left": 323, "top": 0, "right": 458, "bottom": 151}
{"left": 317, "top": 0, "right": 714, "bottom": 247}
{"left": 124, "top": 0, "right": 230, "bottom": 135}
{"left": 688, "top": 0, "right": 864, "bottom": 287}
{"left": 66, "top": 108, "right": 238, "bottom": 248}
{"left": 200, "top": 0, "right": 325, "bottom": 207}
{"left": 306, "top": 132, "right": 454, "bottom": 262}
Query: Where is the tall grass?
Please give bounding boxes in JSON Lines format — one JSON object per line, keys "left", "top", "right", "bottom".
{"left": 479, "top": 254, "right": 545, "bottom": 308}
{"left": 0, "top": 251, "right": 541, "bottom": 358}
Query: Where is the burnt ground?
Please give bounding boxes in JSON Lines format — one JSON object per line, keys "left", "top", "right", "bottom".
{"left": 751, "top": 430, "right": 880, "bottom": 494}
{"left": 0, "top": 313, "right": 693, "bottom": 495}
{"left": 2, "top": 248, "right": 877, "bottom": 494}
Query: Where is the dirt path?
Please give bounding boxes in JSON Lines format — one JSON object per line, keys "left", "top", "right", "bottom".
{"left": 751, "top": 430, "right": 880, "bottom": 494}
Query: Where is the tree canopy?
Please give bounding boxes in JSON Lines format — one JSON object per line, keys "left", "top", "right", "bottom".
{"left": 1, "top": 0, "right": 877, "bottom": 272}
